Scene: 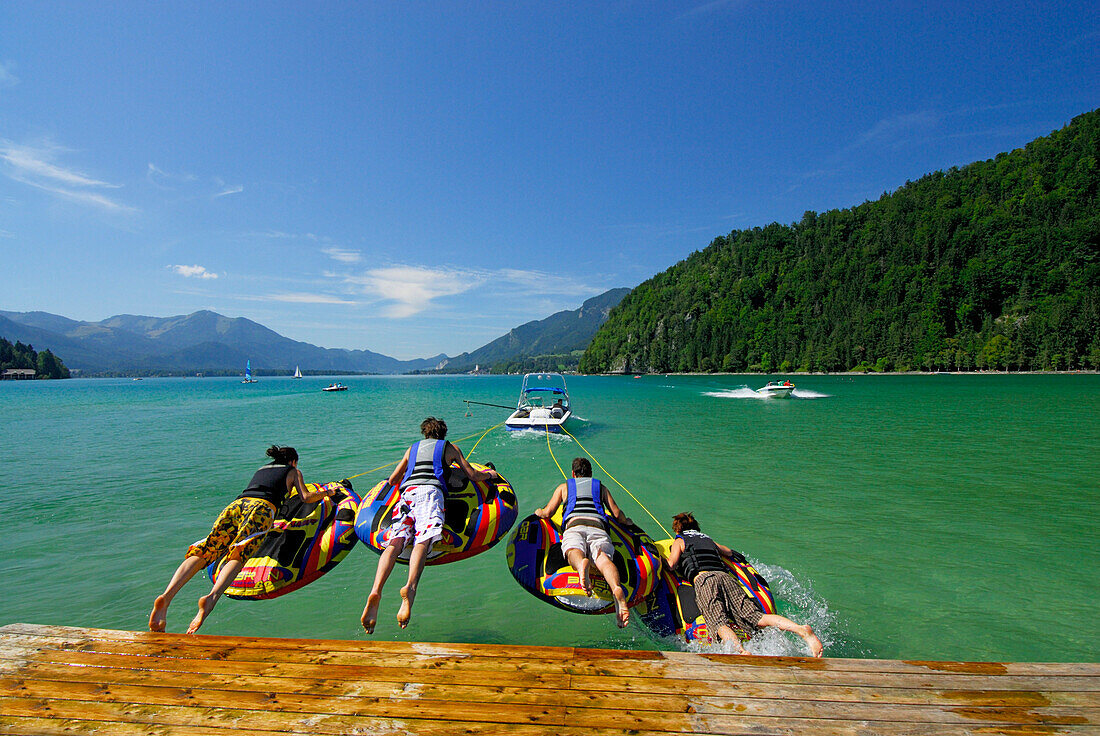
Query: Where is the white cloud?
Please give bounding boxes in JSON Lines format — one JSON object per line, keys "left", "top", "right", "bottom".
{"left": 855, "top": 111, "right": 939, "bottom": 149}
{"left": 169, "top": 264, "right": 219, "bottom": 280}
{"left": 147, "top": 162, "right": 197, "bottom": 188}
{"left": 0, "top": 61, "right": 18, "bottom": 89}
{"left": 259, "top": 293, "right": 356, "bottom": 305}
{"left": 0, "top": 228, "right": 13, "bottom": 238}
{"left": 323, "top": 247, "right": 361, "bottom": 263}
{"left": 215, "top": 184, "right": 243, "bottom": 197}
{"left": 0, "top": 139, "right": 132, "bottom": 212}
{"left": 346, "top": 265, "right": 486, "bottom": 318}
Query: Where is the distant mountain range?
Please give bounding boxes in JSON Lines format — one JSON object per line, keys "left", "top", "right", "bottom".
{"left": 0, "top": 287, "right": 627, "bottom": 375}
{"left": 436, "top": 288, "right": 630, "bottom": 372}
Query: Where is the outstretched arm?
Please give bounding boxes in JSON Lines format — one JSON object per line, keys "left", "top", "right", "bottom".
{"left": 666, "top": 537, "right": 685, "bottom": 570}
{"left": 290, "top": 468, "right": 331, "bottom": 503}
{"left": 447, "top": 442, "right": 498, "bottom": 482}
{"left": 602, "top": 488, "right": 631, "bottom": 525}
{"left": 715, "top": 542, "right": 735, "bottom": 559}
{"left": 535, "top": 484, "right": 566, "bottom": 519}
{"left": 386, "top": 449, "right": 411, "bottom": 488}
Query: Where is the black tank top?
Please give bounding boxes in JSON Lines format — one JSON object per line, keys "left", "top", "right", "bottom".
{"left": 238, "top": 463, "right": 293, "bottom": 508}
{"left": 676, "top": 530, "right": 727, "bottom": 581}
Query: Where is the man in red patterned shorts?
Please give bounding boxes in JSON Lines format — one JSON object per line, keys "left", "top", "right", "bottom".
{"left": 360, "top": 417, "right": 498, "bottom": 633}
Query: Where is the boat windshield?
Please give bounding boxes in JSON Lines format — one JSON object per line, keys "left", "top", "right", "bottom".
{"left": 516, "top": 374, "right": 570, "bottom": 410}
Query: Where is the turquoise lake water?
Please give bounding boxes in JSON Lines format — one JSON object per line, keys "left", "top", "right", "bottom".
{"left": 1, "top": 373, "right": 1097, "bottom": 662}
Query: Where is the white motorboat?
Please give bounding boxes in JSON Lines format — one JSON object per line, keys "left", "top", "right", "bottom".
{"left": 322, "top": 383, "right": 348, "bottom": 392}
{"left": 756, "top": 380, "right": 795, "bottom": 398}
{"left": 505, "top": 373, "right": 572, "bottom": 432}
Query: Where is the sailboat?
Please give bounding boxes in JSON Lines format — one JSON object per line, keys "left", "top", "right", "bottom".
{"left": 292, "top": 365, "right": 303, "bottom": 379}
{"left": 242, "top": 359, "right": 258, "bottom": 384}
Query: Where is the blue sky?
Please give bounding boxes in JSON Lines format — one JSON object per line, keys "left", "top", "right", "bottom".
{"left": 1, "top": 2, "right": 1097, "bottom": 359}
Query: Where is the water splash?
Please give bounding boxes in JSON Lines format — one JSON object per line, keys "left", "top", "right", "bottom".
{"left": 657, "top": 560, "right": 848, "bottom": 658}
{"left": 505, "top": 428, "right": 573, "bottom": 442}
{"left": 702, "top": 387, "right": 831, "bottom": 399}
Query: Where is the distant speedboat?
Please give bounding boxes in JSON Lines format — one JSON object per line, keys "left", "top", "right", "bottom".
{"left": 322, "top": 383, "right": 348, "bottom": 392}
{"left": 505, "top": 373, "right": 572, "bottom": 432}
{"left": 242, "top": 359, "right": 258, "bottom": 384}
{"left": 756, "top": 380, "right": 794, "bottom": 398}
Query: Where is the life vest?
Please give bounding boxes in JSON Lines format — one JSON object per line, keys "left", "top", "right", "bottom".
{"left": 563, "top": 477, "right": 608, "bottom": 529}
{"left": 675, "top": 530, "right": 728, "bottom": 581}
{"left": 400, "top": 439, "right": 447, "bottom": 492}
{"left": 238, "top": 463, "right": 293, "bottom": 508}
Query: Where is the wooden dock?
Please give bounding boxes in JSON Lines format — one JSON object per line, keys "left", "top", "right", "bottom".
{"left": 0, "top": 624, "right": 1096, "bottom": 735}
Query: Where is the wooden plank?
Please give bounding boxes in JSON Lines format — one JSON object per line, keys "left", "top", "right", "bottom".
{"left": 5, "top": 677, "right": 1095, "bottom": 729}
{"left": 8, "top": 643, "right": 1097, "bottom": 695}
{"left": 1, "top": 696, "right": 1093, "bottom": 736}
{"left": 7, "top": 624, "right": 1099, "bottom": 677}
{"left": 6, "top": 659, "right": 1098, "bottom": 709}
{"left": 2, "top": 624, "right": 1097, "bottom": 736}
{"left": 0, "top": 623, "right": 578, "bottom": 659}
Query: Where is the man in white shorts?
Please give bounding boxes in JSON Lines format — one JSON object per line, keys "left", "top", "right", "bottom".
{"left": 535, "top": 457, "right": 631, "bottom": 627}
{"left": 360, "top": 417, "right": 498, "bottom": 633}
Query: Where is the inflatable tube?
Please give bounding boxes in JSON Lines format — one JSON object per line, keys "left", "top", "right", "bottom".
{"left": 637, "top": 538, "right": 775, "bottom": 642}
{"left": 354, "top": 462, "right": 518, "bottom": 565}
{"left": 207, "top": 479, "right": 361, "bottom": 600}
{"left": 506, "top": 509, "right": 661, "bottom": 614}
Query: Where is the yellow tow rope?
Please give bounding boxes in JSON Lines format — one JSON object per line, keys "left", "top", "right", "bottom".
{"left": 544, "top": 421, "right": 568, "bottom": 480}
{"left": 343, "top": 422, "right": 504, "bottom": 481}
{"left": 558, "top": 424, "right": 671, "bottom": 539}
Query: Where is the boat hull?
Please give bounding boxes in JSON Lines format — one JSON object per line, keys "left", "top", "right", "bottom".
{"left": 505, "top": 410, "right": 571, "bottom": 432}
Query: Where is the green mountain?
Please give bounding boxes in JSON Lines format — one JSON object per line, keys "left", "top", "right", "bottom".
{"left": 437, "top": 288, "right": 629, "bottom": 372}
{"left": 582, "top": 109, "right": 1100, "bottom": 374}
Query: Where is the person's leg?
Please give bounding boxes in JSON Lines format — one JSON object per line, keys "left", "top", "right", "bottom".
{"left": 361, "top": 539, "right": 405, "bottom": 633}
{"left": 397, "top": 540, "right": 431, "bottom": 628}
{"left": 149, "top": 555, "right": 207, "bottom": 632}
{"left": 186, "top": 555, "right": 244, "bottom": 634}
{"left": 757, "top": 613, "right": 823, "bottom": 657}
{"left": 592, "top": 551, "right": 629, "bottom": 627}
{"left": 713, "top": 624, "right": 748, "bottom": 653}
{"left": 564, "top": 547, "right": 592, "bottom": 595}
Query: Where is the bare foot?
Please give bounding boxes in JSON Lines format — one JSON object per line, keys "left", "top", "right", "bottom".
{"left": 396, "top": 585, "right": 416, "bottom": 629}
{"left": 576, "top": 559, "right": 592, "bottom": 596}
{"left": 612, "top": 586, "right": 629, "bottom": 628}
{"left": 799, "top": 625, "right": 824, "bottom": 657}
{"left": 148, "top": 596, "right": 169, "bottom": 632}
{"left": 186, "top": 594, "right": 216, "bottom": 634}
{"left": 361, "top": 592, "right": 381, "bottom": 634}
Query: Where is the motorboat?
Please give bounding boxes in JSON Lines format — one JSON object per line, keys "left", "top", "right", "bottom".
{"left": 322, "top": 383, "right": 348, "bottom": 392}
{"left": 756, "top": 380, "right": 794, "bottom": 398}
{"left": 505, "top": 373, "right": 572, "bottom": 432}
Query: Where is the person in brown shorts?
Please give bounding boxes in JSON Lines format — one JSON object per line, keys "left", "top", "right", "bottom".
{"left": 148, "top": 445, "right": 334, "bottom": 634}
{"left": 666, "top": 512, "right": 823, "bottom": 656}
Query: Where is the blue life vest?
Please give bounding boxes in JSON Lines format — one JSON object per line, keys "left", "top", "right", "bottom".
{"left": 400, "top": 439, "right": 447, "bottom": 492}
{"left": 563, "top": 477, "right": 608, "bottom": 529}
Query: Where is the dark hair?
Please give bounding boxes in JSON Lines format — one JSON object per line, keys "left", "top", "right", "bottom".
{"left": 267, "top": 445, "right": 298, "bottom": 465}
{"left": 421, "top": 417, "right": 447, "bottom": 439}
{"left": 571, "top": 457, "right": 592, "bottom": 477}
{"left": 672, "top": 512, "right": 699, "bottom": 534}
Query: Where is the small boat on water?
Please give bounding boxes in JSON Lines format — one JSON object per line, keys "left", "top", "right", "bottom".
{"left": 322, "top": 383, "right": 348, "bottom": 392}
{"left": 292, "top": 365, "right": 303, "bottom": 379}
{"left": 756, "top": 379, "right": 794, "bottom": 398}
{"left": 505, "top": 373, "right": 572, "bottom": 432}
{"left": 242, "top": 359, "right": 258, "bottom": 384}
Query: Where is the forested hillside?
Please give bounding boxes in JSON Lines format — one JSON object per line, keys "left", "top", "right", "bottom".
{"left": 582, "top": 109, "right": 1100, "bottom": 374}
{"left": 0, "top": 337, "right": 70, "bottom": 378}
